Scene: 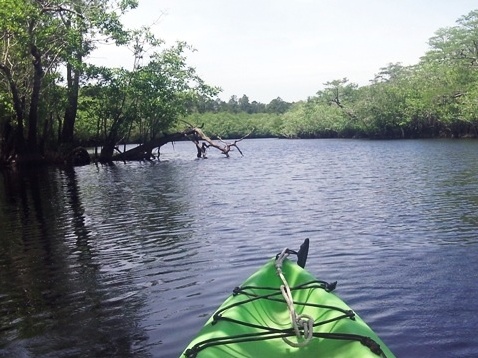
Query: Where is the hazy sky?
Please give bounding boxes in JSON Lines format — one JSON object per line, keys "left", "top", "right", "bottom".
{"left": 91, "top": 0, "right": 477, "bottom": 103}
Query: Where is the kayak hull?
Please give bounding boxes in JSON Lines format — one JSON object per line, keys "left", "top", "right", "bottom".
{"left": 181, "top": 257, "right": 395, "bottom": 358}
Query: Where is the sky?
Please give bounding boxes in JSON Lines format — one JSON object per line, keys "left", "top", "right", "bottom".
{"left": 90, "top": 0, "right": 478, "bottom": 104}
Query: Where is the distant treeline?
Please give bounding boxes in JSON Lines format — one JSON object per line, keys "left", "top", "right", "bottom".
{"left": 193, "top": 95, "right": 292, "bottom": 115}
{"left": 187, "top": 10, "right": 478, "bottom": 140}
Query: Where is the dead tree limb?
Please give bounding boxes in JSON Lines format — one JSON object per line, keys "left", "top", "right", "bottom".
{"left": 110, "top": 126, "right": 252, "bottom": 162}
{"left": 186, "top": 128, "right": 253, "bottom": 158}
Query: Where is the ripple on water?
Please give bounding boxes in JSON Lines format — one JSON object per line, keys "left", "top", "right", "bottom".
{"left": 1, "top": 139, "right": 478, "bottom": 358}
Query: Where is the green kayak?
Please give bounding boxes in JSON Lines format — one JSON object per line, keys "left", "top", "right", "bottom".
{"left": 181, "top": 240, "right": 395, "bottom": 357}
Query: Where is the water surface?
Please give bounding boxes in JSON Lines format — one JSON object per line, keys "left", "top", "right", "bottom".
{"left": 1, "top": 139, "right": 478, "bottom": 357}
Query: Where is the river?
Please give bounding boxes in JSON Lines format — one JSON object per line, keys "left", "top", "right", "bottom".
{"left": 1, "top": 138, "right": 477, "bottom": 358}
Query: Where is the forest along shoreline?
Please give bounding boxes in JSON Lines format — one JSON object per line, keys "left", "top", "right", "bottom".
{"left": 2, "top": 3, "right": 478, "bottom": 168}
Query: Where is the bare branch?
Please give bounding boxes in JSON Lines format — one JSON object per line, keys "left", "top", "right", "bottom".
{"left": 40, "top": 5, "right": 85, "bottom": 19}
{"left": 186, "top": 127, "right": 253, "bottom": 158}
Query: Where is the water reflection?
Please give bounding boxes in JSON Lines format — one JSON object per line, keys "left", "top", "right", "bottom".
{"left": 63, "top": 167, "right": 95, "bottom": 265}
{"left": 0, "top": 167, "right": 64, "bottom": 344}
{"left": 0, "top": 165, "right": 177, "bottom": 357}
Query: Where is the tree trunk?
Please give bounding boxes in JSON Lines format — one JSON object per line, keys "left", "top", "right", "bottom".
{"left": 27, "top": 44, "right": 44, "bottom": 154}
{"left": 0, "top": 64, "right": 24, "bottom": 125}
{"left": 112, "top": 132, "right": 187, "bottom": 161}
{"left": 99, "top": 140, "right": 116, "bottom": 163}
{"left": 0, "top": 63, "right": 26, "bottom": 155}
{"left": 61, "top": 56, "right": 81, "bottom": 144}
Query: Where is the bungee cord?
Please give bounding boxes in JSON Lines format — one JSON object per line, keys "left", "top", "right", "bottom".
{"left": 275, "top": 247, "right": 315, "bottom": 347}
{"left": 184, "top": 246, "right": 387, "bottom": 358}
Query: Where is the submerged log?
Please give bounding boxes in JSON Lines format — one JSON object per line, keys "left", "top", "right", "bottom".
{"left": 112, "top": 132, "right": 186, "bottom": 161}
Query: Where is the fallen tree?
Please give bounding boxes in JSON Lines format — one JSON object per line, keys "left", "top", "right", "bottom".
{"left": 107, "top": 127, "right": 252, "bottom": 162}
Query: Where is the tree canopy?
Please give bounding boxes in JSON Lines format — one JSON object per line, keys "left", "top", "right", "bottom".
{"left": 0, "top": 0, "right": 218, "bottom": 164}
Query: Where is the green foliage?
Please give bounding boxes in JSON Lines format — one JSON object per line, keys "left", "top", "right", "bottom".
{"left": 76, "top": 40, "right": 220, "bottom": 149}
{"left": 0, "top": 0, "right": 142, "bottom": 158}
{"left": 3, "top": 4, "right": 478, "bottom": 162}
{"left": 272, "top": 10, "right": 478, "bottom": 140}
{"left": 194, "top": 95, "right": 290, "bottom": 115}
{"left": 182, "top": 112, "right": 282, "bottom": 138}
{"left": 279, "top": 101, "right": 354, "bottom": 138}
{"left": 266, "top": 97, "right": 292, "bottom": 114}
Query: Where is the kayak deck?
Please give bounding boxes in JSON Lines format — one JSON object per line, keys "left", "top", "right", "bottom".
{"left": 181, "top": 249, "right": 395, "bottom": 357}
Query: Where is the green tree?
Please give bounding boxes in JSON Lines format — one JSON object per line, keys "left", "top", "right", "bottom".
{"left": 227, "top": 95, "right": 239, "bottom": 113}
{"left": 318, "top": 79, "right": 358, "bottom": 116}
{"left": 0, "top": 0, "right": 137, "bottom": 162}
{"left": 79, "top": 37, "right": 219, "bottom": 162}
{"left": 266, "top": 97, "right": 291, "bottom": 114}
{"left": 60, "top": 0, "right": 137, "bottom": 145}
{"left": 238, "top": 94, "right": 251, "bottom": 113}
{"left": 420, "top": 10, "right": 478, "bottom": 136}
{"left": 0, "top": 0, "right": 67, "bottom": 159}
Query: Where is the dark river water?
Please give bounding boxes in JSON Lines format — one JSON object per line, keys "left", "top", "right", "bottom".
{"left": 1, "top": 138, "right": 478, "bottom": 358}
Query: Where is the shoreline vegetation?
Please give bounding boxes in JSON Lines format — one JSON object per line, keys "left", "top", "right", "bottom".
{"left": 1, "top": 3, "right": 478, "bottom": 167}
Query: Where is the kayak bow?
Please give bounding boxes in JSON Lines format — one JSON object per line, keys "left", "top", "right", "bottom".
{"left": 181, "top": 239, "right": 395, "bottom": 358}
